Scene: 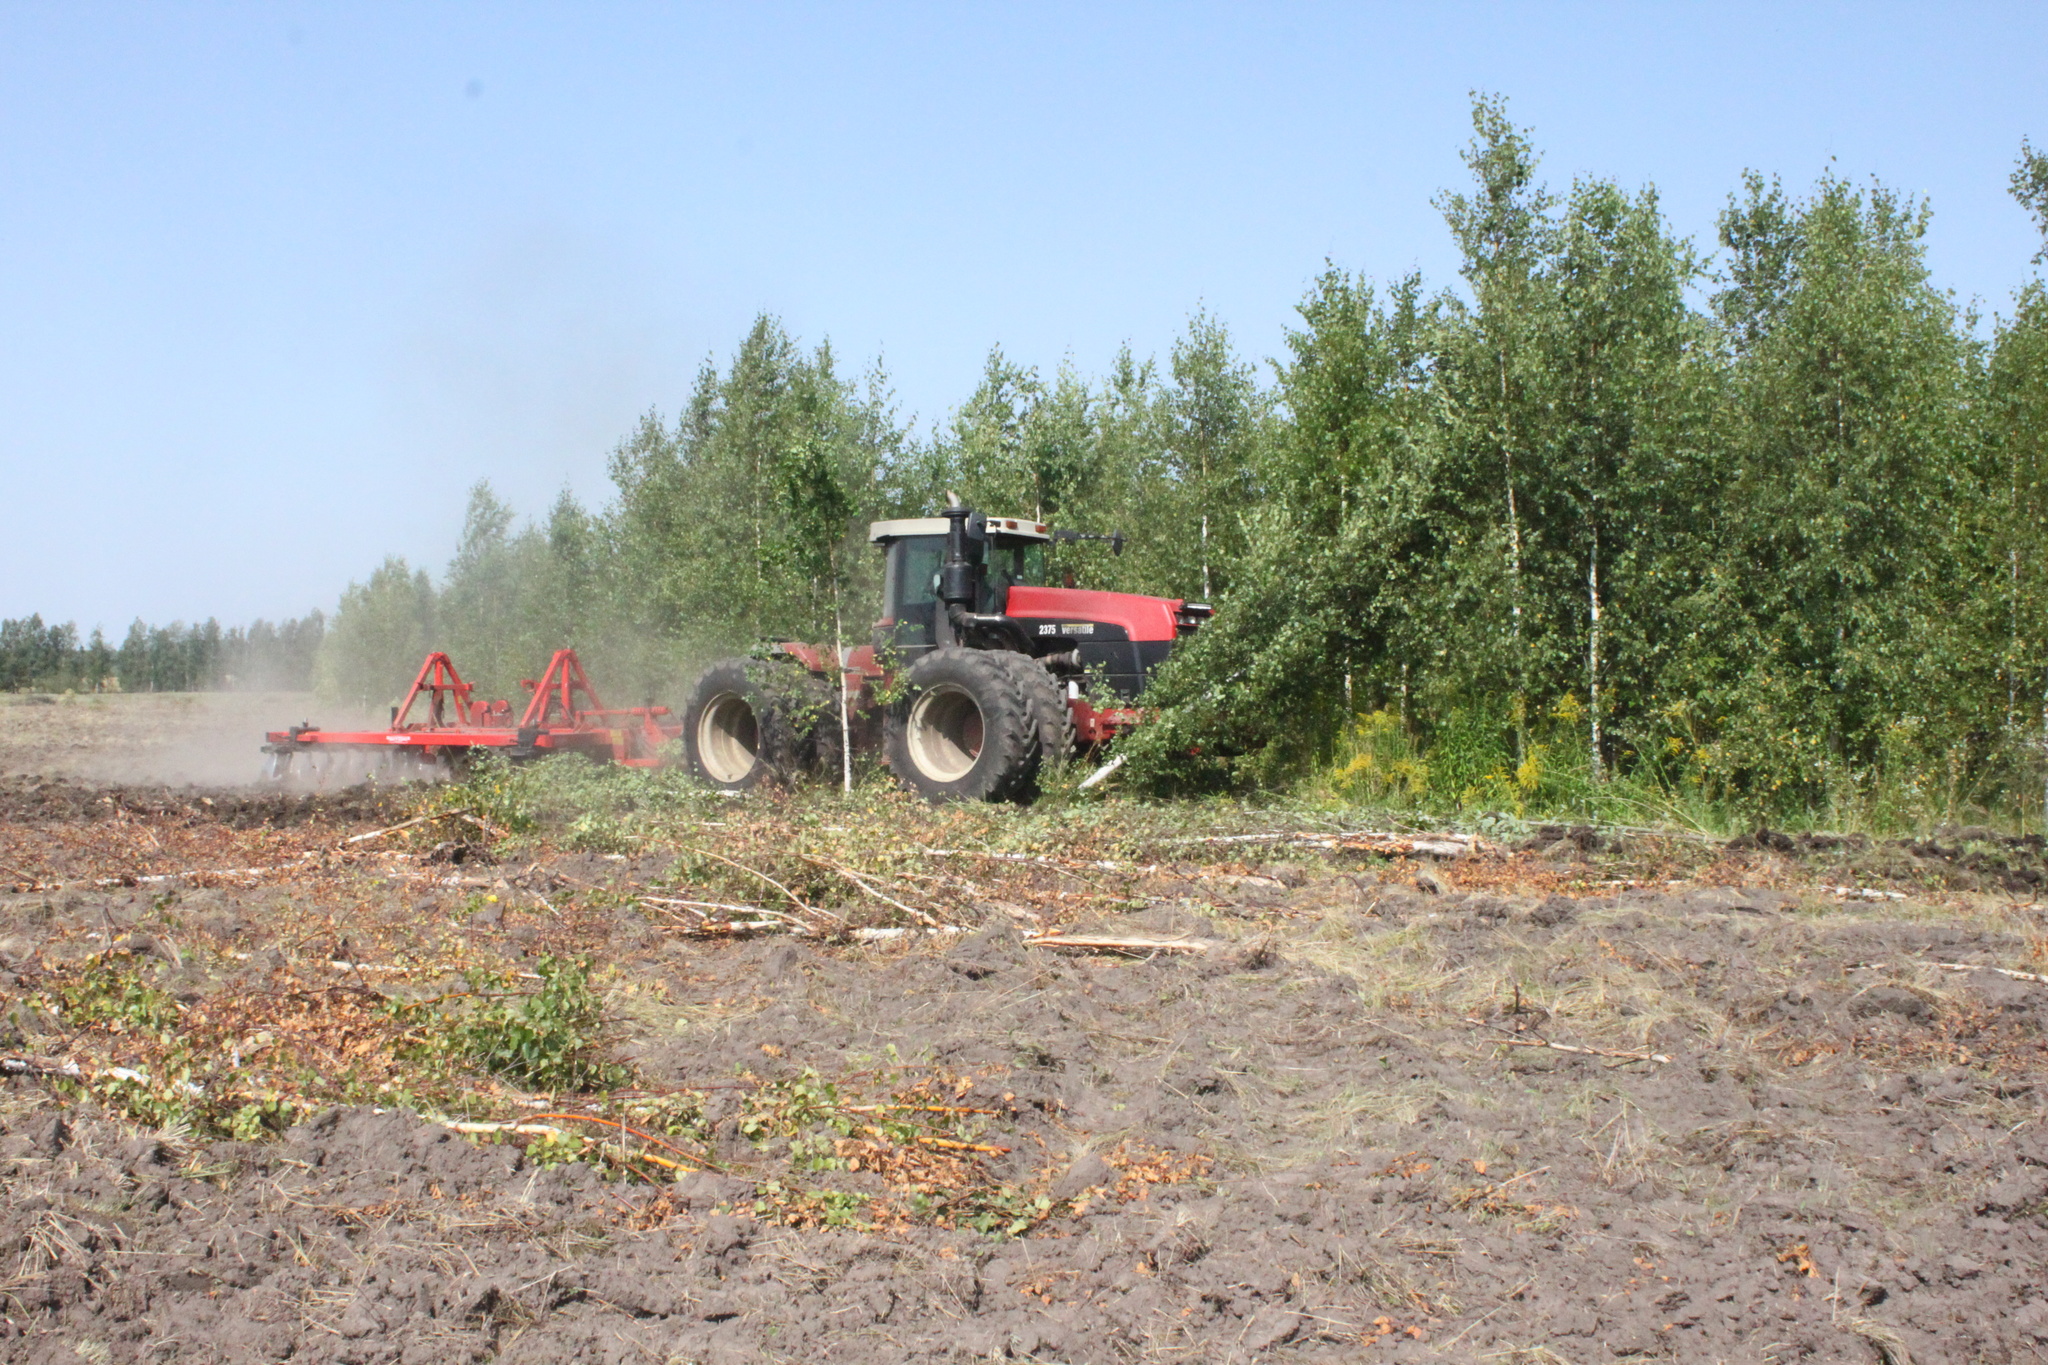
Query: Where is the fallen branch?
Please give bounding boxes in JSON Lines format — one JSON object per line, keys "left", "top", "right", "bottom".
{"left": 922, "top": 848, "right": 1148, "bottom": 874}
{"left": 656, "top": 917, "right": 803, "bottom": 938}
{"left": 342, "top": 808, "right": 472, "bottom": 846}
{"left": 688, "top": 847, "right": 834, "bottom": 921}
{"left": 1823, "top": 885, "right": 1908, "bottom": 901}
{"left": 1932, "top": 961, "right": 2048, "bottom": 985}
{"left": 437, "top": 1114, "right": 714, "bottom": 1174}
{"left": 455, "top": 810, "right": 512, "bottom": 842}
{"left": 924, "top": 850, "right": 1283, "bottom": 893}
{"left": 1077, "top": 754, "right": 1125, "bottom": 791}
{"left": 0, "top": 1055, "right": 206, "bottom": 1092}
{"left": 908, "top": 1135, "right": 1010, "bottom": 1154}
{"left": 1163, "top": 830, "right": 1487, "bottom": 858}
{"left": 327, "top": 959, "right": 543, "bottom": 981}
{"left": 1450, "top": 1165, "right": 1551, "bottom": 1210}
{"left": 223, "top": 950, "right": 541, "bottom": 980}
{"left": 1022, "top": 934, "right": 1213, "bottom": 955}
{"left": 1495, "top": 1037, "right": 1671, "bottom": 1065}
{"left": 647, "top": 913, "right": 967, "bottom": 943}
{"left": 798, "top": 853, "right": 940, "bottom": 927}
{"left": 1463, "top": 1018, "right": 1670, "bottom": 1065}
{"left": 1847, "top": 959, "right": 2048, "bottom": 986}
{"left": 639, "top": 895, "right": 806, "bottom": 923}
{"left": 0, "top": 1055, "right": 83, "bottom": 1079}
{"left": 529, "top": 1112, "right": 713, "bottom": 1169}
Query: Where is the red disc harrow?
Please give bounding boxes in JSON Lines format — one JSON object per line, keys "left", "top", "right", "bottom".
{"left": 262, "top": 649, "right": 679, "bottom": 785}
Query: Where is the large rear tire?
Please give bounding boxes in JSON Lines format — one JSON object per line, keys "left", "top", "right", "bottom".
{"left": 884, "top": 649, "right": 1063, "bottom": 802}
{"left": 1016, "top": 661, "right": 1076, "bottom": 792}
{"left": 682, "top": 658, "right": 841, "bottom": 791}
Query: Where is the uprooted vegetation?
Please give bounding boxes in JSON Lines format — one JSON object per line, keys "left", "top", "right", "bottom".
{"left": 0, "top": 762, "right": 2043, "bottom": 1362}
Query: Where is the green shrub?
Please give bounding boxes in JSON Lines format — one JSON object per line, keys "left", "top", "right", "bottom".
{"left": 411, "top": 956, "right": 628, "bottom": 1093}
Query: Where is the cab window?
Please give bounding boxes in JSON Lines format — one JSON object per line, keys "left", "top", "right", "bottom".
{"left": 884, "top": 538, "right": 945, "bottom": 619}
{"left": 982, "top": 540, "right": 1045, "bottom": 611}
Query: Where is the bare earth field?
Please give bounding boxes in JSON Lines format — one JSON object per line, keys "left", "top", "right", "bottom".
{"left": 0, "top": 705, "right": 2043, "bottom": 1363}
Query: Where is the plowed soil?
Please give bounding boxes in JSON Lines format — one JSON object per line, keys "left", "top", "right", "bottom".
{"left": 0, "top": 770, "right": 2044, "bottom": 1364}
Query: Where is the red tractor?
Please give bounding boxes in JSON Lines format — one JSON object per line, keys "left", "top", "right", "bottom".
{"left": 680, "top": 498, "right": 1210, "bottom": 801}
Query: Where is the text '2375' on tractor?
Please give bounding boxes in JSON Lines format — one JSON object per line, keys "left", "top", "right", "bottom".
{"left": 681, "top": 497, "right": 1212, "bottom": 801}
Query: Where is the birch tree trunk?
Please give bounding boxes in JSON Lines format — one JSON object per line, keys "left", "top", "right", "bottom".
{"left": 834, "top": 594, "right": 853, "bottom": 793}
{"left": 1502, "top": 352, "right": 1526, "bottom": 762}
{"left": 1586, "top": 521, "right": 1603, "bottom": 782}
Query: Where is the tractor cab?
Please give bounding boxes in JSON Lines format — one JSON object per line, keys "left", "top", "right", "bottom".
{"left": 869, "top": 513, "right": 1050, "bottom": 653}
{"left": 868, "top": 503, "right": 1208, "bottom": 699}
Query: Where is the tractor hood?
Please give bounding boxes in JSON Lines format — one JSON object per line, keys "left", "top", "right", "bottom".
{"left": 1002, "top": 585, "right": 1197, "bottom": 642}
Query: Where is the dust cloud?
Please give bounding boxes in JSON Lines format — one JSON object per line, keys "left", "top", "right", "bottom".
{"left": 0, "top": 691, "right": 380, "bottom": 788}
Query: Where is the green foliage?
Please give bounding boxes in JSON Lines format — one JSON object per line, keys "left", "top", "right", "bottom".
{"left": 737, "top": 1067, "right": 860, "bottom": 1170}
{"left": 2014, "top": 139, "right": 2048, "bottom": 262}
{"left": 56, "top": 963, "right": 181, "bottom": 1039}
{"left": 413, "top": 750, "right": 538, "bottom": 837}
{"left": 607, "top": 317, "right": 904, "bottom": 658}
{"left": 406, "top": 956, "right": 627, "bottom": 1093}
{"left": 228, "top": 1097, "right": 303, "bottom": 1142}
{"left": 914, "top": 1184, "right": 1058, "bottom": 1239}
{"left": 315, "top": 555, "right": 436, "bottom": 710}
{"left": 421, "top": 750, "right": 727, "bottom": 848}
{"left": 1126, "top": 97, "right": 2046, "bottom": 832}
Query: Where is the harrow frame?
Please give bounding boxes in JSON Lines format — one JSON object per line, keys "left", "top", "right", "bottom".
{"left": 262, "top": 649, "right": 679, "bottom": 783}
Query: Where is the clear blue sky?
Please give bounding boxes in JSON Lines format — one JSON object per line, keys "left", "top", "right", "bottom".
{"left": 4, "top": 2, "right": 2045, "bottom": 633}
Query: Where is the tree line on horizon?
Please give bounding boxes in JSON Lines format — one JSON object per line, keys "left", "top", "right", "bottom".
{"left": 48, "top": 95, "right": 2048, "bottom": 826}
{"left": 0, "top": 613, "right": 327, "bottom": 695}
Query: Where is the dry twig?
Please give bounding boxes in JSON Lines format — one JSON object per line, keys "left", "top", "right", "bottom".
{"left": 1022, "top": 934, "right": 1213, "bottom": 956}
{"left": 342, "top": 809, "right": 473, "bottom": 846}
{"left": 1850, "top": 960, "right": 2048, "bottom": 986}
{"left": 1463, "top": 1018, "right": 1670, "bottom": 1065}
{"left": 1930, "top": 961, "right": 2048, "bottom": 985}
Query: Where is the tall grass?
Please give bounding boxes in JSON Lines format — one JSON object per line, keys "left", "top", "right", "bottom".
{"left": 1306, "top": 706, "right": 2039, "bottom": 839}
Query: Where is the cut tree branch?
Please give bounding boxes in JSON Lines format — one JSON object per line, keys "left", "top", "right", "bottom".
{"left": 1022, "top": 934, "right": 1214, "bottom": 956}
{"left": 1463, "top": 1017, "right": 1670, "bottom": 1064}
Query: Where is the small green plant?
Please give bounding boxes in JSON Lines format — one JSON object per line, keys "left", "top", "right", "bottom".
{"left": 752, "top": 1179, "right": 875, "bottom": 1228}
{"left": 914, "top": 1183, "right": 1058, "bottom": 1238}
{"left": 227, "top": 1096, "right": 302, "bottom": 1141}
{"left": 55, "top": 962, "right": 181, "bottom": 1039}
{"left": 85, "top": 1064, "right": 205, "bottom": 1133}
{"left": 737, "top": 1067, "right": 859, "bottom": 1169}
{"left": 406, "top": 956, "right": 629, "bottom": 1093}
{"left": 564, "top": 810, "right": 635, "bottom": 853}
{"left": 524, "top": 1129, "right": 602, "bottom": 1168}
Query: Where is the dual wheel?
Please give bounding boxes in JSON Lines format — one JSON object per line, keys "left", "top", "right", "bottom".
{"left": 681, "top": 648, "right": 1072, "bottom": 802}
